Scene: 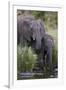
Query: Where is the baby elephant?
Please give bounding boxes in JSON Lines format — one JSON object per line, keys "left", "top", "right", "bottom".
{"left": 41, "top": 34, "right": 54, "bottom": 73}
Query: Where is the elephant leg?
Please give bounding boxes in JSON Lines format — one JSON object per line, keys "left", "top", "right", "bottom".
{"left": 43, "top": 50, "right": 47, "bottom": 66}
{"left": 46, "top": 47, "right": 52, "bottom": 65}
{"left": 46, "top": 47, "right": 53, "bottom": 74}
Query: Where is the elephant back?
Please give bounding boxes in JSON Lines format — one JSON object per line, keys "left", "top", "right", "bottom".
{"left": 44, "top": 34, "right": 54, "bottom": 48}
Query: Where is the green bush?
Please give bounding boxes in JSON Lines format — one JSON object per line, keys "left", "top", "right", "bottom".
{"left": 17, "top": 45, "right": 37, "bottom": 73}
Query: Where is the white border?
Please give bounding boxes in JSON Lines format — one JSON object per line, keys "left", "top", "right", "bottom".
{"left": 9, "top": 1, "right": 64, "bottom": 88}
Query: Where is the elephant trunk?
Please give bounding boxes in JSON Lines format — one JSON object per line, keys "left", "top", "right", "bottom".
{"left": 35, "top": 27, "right": 41, "bottom": 50}
{"left": 36, "top": 37, "right": 41, "bottom": 50}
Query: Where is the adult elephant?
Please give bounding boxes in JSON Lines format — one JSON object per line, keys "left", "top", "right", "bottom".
{"left": 17, "top": 15, "right": 45, "bottom": 50}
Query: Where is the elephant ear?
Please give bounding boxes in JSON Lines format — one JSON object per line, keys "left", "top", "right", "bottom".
{"left": 21, "top": 19, "right": 31, "bottom": 41}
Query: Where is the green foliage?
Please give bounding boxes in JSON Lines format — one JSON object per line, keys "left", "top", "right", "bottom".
{"left": 17, "top": 45, "right": 37, "bottom": 72}
{"left": 44, "top": 12, "right": 58, "bottom": 31}
{"left": 32, "top": 11, "right": 45, "bottom": 20}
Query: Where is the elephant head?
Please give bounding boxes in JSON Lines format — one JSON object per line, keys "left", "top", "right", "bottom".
{"left": 17, "top": 16, "right": 45, "bottom": 50}
{"left": 30, "top": 19, "right": 45, "bottom": 50}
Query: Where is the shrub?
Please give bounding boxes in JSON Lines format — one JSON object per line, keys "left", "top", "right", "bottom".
{"left": 17, "top": 45, "right": 37, "bottom": 73}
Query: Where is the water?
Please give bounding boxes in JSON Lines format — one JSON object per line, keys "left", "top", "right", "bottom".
{"left": 17, "top": 68, "right": 58, "bottom": 80}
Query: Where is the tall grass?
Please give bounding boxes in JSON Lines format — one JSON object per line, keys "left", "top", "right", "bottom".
{"left": 17, "top": 45, "right": 37, "bottom": 73}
